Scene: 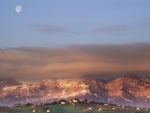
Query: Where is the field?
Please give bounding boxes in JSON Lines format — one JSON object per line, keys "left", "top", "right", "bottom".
{"left": 0, "top": 103, "right": 150, "bottom": 113}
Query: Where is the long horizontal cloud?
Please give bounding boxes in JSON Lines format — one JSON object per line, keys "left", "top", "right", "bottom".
{"left": 31, "top": 24, "right": 66, "bottom": 33}
{"left": 92, "top": 25, "right": 128, "bottom": 32}
{"left": 31, "top": 23, "right": 129, "bottom": 35}
{"left": 31, "top": 20, "right": 150, "bottom": 35}
{"left": 0, "top": 43, "right": 150, "bottom": 81}
{"left": 31, "top": 24, "right": 87, "bottom": 35}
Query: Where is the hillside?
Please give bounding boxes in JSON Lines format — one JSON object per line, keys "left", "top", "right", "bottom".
{"left": 0, "top": 76, "right": 149, "bottom": 107}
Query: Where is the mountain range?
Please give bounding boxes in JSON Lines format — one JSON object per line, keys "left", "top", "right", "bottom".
{"left": 0, "top": 75, "right": 150, "bottom": 108}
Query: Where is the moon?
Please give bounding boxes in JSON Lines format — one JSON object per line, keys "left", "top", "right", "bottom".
{"left": 15, "top": 5, "right": 22, "bottom": 13}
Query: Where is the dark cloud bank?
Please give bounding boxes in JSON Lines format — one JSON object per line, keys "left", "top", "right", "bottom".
{"left": 0, "top": 43, "right": 150, "bottom": 81}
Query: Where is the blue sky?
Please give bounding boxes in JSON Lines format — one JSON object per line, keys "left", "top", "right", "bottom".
{"left": 0, "top": 0, "right": 150, "bottom": 47}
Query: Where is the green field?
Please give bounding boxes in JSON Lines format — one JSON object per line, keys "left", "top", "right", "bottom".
{"left": 0, "top": 103, "right": 149, "bottom": 113}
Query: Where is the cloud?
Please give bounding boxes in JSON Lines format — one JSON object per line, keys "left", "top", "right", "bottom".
{"left": 31, "top": 23, "right": 130, "bottom": 35}
{"left": 1, "top": 43, "right": 150, "bottom": 81}
{"left": 143, "top": 21, "right": 150, "bottom": 28}
{"left": 31, "top": 24, "right": 67, "bottom": 34}
{"left": 93, "top": 25, "right": 128, "bottom": 33}
{"left": 31, "top": 24, "right": 88, "bottom": 35}
{"left": 30, "top": 20, "right": 150, "bottom": 36}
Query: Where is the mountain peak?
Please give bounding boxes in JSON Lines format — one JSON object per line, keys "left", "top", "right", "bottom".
{"left": 0, "top": 77, "right": 21, "bottom": 88}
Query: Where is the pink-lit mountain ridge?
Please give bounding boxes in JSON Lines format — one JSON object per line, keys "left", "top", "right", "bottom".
{"left": 0, "top": 76, "right": 150, "bottom": 108}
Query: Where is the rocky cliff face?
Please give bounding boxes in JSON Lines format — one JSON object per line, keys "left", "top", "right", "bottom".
{"left": 0, "top": 76, "right": 150, "bottom": 107}
{"left": 106, "top": 76, "right": 150, "bottom": 107}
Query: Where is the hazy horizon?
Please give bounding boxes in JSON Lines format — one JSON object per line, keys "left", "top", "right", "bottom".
{"left": 0, "top": 43, "right": 150, "bottom": 81}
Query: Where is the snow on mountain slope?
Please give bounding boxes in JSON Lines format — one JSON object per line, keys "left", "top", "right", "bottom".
{"left": 0, "top": 76, "right": 150, "bottom": 107}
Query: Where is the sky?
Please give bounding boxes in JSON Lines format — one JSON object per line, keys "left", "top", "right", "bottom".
{"left": 0, "top": 1, "right": 150, "bottom": 80}
{"left": 0, "top": 0, "right": 150, "bottom": 48}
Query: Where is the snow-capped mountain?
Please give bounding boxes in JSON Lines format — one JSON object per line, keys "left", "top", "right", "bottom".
{"left": 0, "top": 76, "right": 150, "bottom": 108}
